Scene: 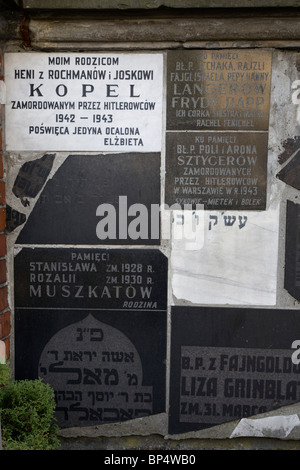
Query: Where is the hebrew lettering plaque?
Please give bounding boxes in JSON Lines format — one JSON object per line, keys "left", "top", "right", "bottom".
{"left": 285, "top": 200, "right": 300, "bottom": 301}
{"left": 5, "top": 52, "right": 163, "bottom": 152}
{"left": 166, "top": 49, "right": 271, "bottom": 211}
{"left": 169, "top": 306, "right": 300, "bottom": 434}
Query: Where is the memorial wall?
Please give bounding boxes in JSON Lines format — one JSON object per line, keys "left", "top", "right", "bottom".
{"left": 4, "top": 44, "right": 300, "bottom": 440}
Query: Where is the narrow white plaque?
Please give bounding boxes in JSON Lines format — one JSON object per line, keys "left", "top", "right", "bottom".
{"left": 4, "top": 52, "right": 163, "bottom": 151}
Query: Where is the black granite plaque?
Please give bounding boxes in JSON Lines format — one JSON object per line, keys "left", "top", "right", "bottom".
{"left": 15, "top": 153, "right": 161, "bottom": 245}
{"left": 285, "top": 200, "right": 300, "bottom": 301}
{"left": 14, "top": 247, "right": 167, "bottom": 428}
{"left": 167, "top": 49, "right": 272, "bottom": 131}
{"left": 169, "top": 306, "right": 300, "bottom": 434}
{"left": 14, "top": 247, "right": 167, "bottom": 311}
{"left": 165, "top": 131, "right": 268, "bottom": 210}
{"left": 5, "top": 205, "right": 26, "bottom": 233}
{"left": 14, "top": 310, "right": 166, "bottom": 428}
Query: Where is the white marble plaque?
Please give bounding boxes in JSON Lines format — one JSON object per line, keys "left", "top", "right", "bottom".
{"left": 4, "top": 53, "right": 163, "bottom": 151}
{"left": 171, "top": 204, "right": 280, "bottom": 305}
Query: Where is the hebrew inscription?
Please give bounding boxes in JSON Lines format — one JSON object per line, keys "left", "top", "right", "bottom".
{"left": 171, "top": 206, "right": 279, "bottom": 306}
{"left": 14, "top": 247, "right": 168, "bottom": 311}
{"left": 15, "top": 310, "right": 166, "bottom": 428}
{"left": 15, "top": 153, "right": 161, "bottom": 245}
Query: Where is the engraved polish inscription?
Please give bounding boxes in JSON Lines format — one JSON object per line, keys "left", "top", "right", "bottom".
{"left": 167, "top": 49, "right": 272, "bottom": 131}
{"left": 15, "top": 153, "right": 161, "bottom": 245}
{"left": 169, "top": 307, "right": 300, "bottom": 435}
{"left": 166, "top": 50, "right": 271, "bottom": 211}
{"left": 165, "top": 131, "right": 268, "bottom": 210}
{"left": 15, "top": 310, "right": 167, "bottom": 428}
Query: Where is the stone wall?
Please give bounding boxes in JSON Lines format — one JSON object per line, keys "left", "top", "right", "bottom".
{"left": 2, "top": 3, "right": 300, "bottom": 450}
